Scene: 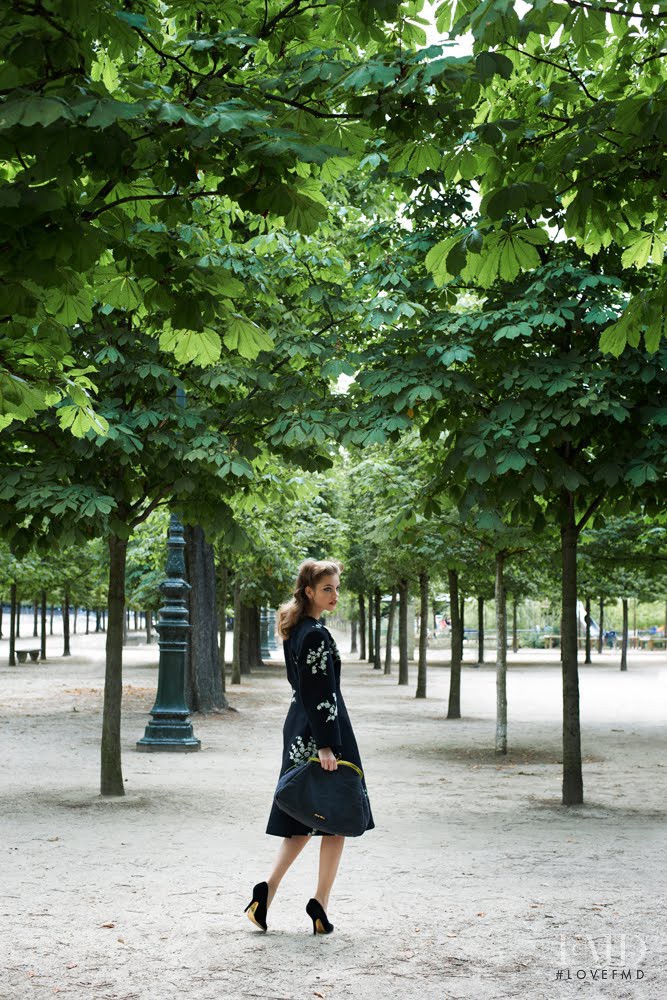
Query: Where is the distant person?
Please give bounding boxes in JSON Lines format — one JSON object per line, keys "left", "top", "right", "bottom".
{"left": 244, "top": 558, "right": 374, "bottom": 935}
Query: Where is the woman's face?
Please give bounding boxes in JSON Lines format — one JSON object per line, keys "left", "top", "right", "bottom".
{"left": 305, "top": 573, "right": 340, "bottom": 619}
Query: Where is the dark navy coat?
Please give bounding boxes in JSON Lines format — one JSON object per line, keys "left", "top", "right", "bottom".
{"left": 266, "top": 615, "right": 375, "bottom": 838}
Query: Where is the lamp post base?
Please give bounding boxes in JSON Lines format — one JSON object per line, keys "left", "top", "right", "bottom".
{"left": 136, "top": 737, "right": 201, "bottom": 752}
{"left": 136, "top": 716, "right": 201, "bottom": 752}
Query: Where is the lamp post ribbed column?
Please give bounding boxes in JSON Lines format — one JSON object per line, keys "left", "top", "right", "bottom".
{"left": 136, "top": 513, "right": 200, "bottom": 753}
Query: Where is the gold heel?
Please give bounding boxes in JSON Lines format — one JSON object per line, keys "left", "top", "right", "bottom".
{"left": 306, "top": 898, "right": 334, "bottom": 934}
{"left": 244, "top": 881, "right": 268, "bottom": 931}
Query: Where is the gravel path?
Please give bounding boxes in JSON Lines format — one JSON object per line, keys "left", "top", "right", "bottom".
{"left": 1, "top": 632, "right": 665, "bottom": 1000}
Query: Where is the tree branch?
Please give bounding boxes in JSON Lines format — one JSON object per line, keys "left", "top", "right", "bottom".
{"left": 225, "top": 81, "right": 358, "bottom": 119}
{"left": 504, "top": 43, "right": 597, "bottom": 102}
{"left": 576, "top": 492, "right": 605, "bottom": 533}
{"left": 190, "top": 1, "right": 329, "bottom": 98}
{"left": 134, "top": 27, "right": 208, "bottom": 79}
{"left": 564, "top": 52, "right": 596, "bottom": 102}
{"left": 128, "top": 487, "right": 171, "bottom": 526}
{"left": 563, "top": 0, "right": 666, "bottom": 19}
{"left": 81, "top": 188, "right": 224, "bottom": 221}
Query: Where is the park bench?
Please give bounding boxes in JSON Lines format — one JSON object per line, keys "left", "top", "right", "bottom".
{"left": 16, "top": 649, "right": 41, "bottom": 663}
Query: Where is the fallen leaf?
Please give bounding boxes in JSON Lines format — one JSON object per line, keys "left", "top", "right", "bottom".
{"left": 66, "top": 963, "right": 77, "bottom": 969}
{"left": 476, "top": 912, "right": 486, "bottom": 917}
{"left": 117, "top": 936, "right": 125, "bottom": 944}
{"left": 101, "top": 922, "right": 115, "bottom": 928}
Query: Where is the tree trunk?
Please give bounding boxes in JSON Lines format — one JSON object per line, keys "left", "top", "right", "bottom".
{"left": 86, "top": 608, "right": 90, "bottom": 635}
{"left": 447, "top": 568, "right": 462, "bottom": 719}
{"left": 358, "top": 594, "right": 366, "bottom": 660}
{"left": 477, "top": 596, "right": 485, "bottom": 665}
{"left": 560, "top": 493, "right": 583, "bottom": 805}
{"left": 73, "top": 604, "right": 78, "bottom": 634}
{"left": 184, "top": 524, "right": 227, "bottom": 712}
{"left": 398, "top": 578, "right": 409, "bottom": 686}
{"left": 63, "top": 588, "right": 71, "bottom": 657}
{"left": 584, "top": 595, "right": 592, "bottom": 665}
{"left": 350, "top": 619, "right": 357, "bottom": 655}
{"left": 0, "top": 597, "right": 3, "bottom": 639}
{"left": 95, "top": 608, "right": 101, "bottom": 633}
{"left": 512, "top": 597, "right": 519, "bottom": 653}
{"left": 146, "top": 611, "right": 152, "bottom": 645}
{"left": 217, "top": 560, "right": 228, "bottom": 691}
{"left": 367, "top": 592, "right": 374, "bottom": 663}
{"left": 239, "top": 602, "right": 252, "bottom": 675}
{"left": 620, "top": 597, "right": 629, "bottom": 672}
{"left": 598, "top": 596, "right": 604, "bottom": 655}
{"left": 33, "top": 598, "right": 38, "bottom": 638}
{"left": 134, "top": 610, "right": 138, "bottom": 630}
{"left": 49, "top": 604, "right": 54, "bottom": 636}
{"left": 385, "top": 587, "right": 397, "bottom": 675}
{"left": 9, "top": 582, "right": 17, "bottom": 666}
{"left": 495, "top": 551, "right": 507, "bottom": 754}
{"left": 101, "top": 534, "right": 127, "bottom": 797}
{"left": 16, "top": 599, "right": 20, "bottom": 638}
{"left": 40, "top": 589, "right": 47, "bottom": 661}
{"left": 231, "top": 577, "right": 241, "bottom": 684}
{"left": 373, "top": 587, "right": 382, "bottom": 670}
{"left": 248, "top": 605, "right": 264, "bottom": 668}
{"left": 459, "top": 594, "right": 464, "bottom": 658}
{"left": 416, "top": 570, "right": 428, "bottom": 698}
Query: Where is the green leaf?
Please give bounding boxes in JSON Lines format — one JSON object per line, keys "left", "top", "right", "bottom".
{"left": 44, "top": 285, "right": 94, "bottom": 324}
{"left": 464, "top": 228, "right": 548, "bottom": 288}
{"left": 425, "top": 236, "right": 462, "bottom": 285}
{"left": 599, "top": 321, "right": 627, "bottom": 357}
{"left": 57, "top": 405, "right": 109, "bottom": 438}
{"left": 626, "top": 461, "right": 658, "bottom": 486}
{"left": 0, "top": 96, "right": 75, "bottom": 128}
{"left": 96, "top": 270, "right": 144, "bottom": 310}
{"left": 621, "top": 231, "right": 665, "bottom": 270}
{"left": 223, "top": 315, "right": 274, "bottom": 359}
{"left": 159, "top": 328, "right": 222, "bottom": 366}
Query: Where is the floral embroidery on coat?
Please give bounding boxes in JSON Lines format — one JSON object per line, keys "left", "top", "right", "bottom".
{"left": 305, "top": 639, "right": 328, "bottom": 675}
{"left": 288, "top": 734, "right": 318, "bottom": 765}
{"left": 316, "top": 691, "right": 338, "bottom": 723}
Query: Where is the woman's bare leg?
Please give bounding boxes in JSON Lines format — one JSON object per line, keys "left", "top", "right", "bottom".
{"left": 314, "top": 834, "right": 345, "bottom": 910}
{"left": 266, "top": 835, "right": 310, "bottom": 908}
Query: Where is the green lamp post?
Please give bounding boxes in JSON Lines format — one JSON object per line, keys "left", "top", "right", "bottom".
{"left": 136, "top": 514, "right": 201, "bottom": 752}
{"left": 137, "top": 386, "right": 199, "bottom": 752}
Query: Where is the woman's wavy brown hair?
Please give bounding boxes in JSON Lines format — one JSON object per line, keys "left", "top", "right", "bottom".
{"left": 276, "top": 558, "right": 343, "bottom": 640}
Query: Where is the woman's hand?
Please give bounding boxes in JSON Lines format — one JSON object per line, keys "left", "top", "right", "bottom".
{"left": 318, "top": 746, "right": 338, "bottom": 771}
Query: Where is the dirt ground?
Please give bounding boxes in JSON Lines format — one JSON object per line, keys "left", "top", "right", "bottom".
{"left": 1, "top": 630, "right": 666, "bottom": 1000}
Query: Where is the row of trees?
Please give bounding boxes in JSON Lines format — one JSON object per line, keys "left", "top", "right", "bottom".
{"left": 1, "top": 2, "right": 665, "bottom": 805}
{"left": 4, "top": 455, "right": 665, "bottom": 676}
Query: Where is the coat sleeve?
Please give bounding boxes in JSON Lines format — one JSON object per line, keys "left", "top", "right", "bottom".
{"left": 296, "top": 626, "right": 343, "bottom": 752}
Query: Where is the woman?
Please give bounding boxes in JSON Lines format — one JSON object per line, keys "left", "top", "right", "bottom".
{"left": 244, "top": 558, "right": 374, "bottom": 935}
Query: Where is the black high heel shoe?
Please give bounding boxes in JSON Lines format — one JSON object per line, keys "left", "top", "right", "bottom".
{"left": 306, "top": 897, "right": 334, "bottom": 935}
{"left": 244, "top": 881, "right": 269, "bottom": 931}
